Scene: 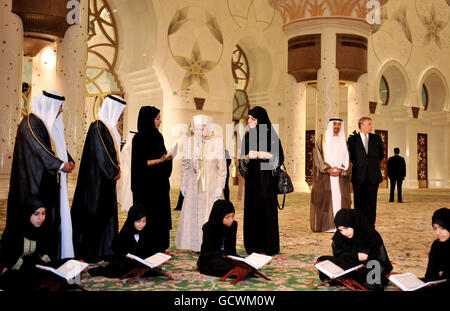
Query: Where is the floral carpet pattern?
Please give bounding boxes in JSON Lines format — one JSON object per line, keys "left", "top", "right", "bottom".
{"left": 1, "top": 188, "right": 448, "bottom": 291}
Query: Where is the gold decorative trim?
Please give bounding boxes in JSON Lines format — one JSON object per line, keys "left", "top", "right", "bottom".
{"left": 27, "top": 113, "right": 62, "bottom": 162}
{"left": 96, "top": 120, "right": 120, "bottom": 170}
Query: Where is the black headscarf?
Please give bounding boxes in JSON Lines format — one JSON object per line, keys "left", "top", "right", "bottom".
{"left": 135, "top": 106, "right": 166, "bottom": 157}
{"left": 122, "top": 204, "right": 147, "bottom": 235}
{"left": 207, "top": 200, "right": 235, "bottom": 228}
{"left": 113, "top": 204, "right": 147, "bottom": 256}
{"left": 22, "top": 195, "right": 47, "bottom": 241}
{"left": 243, "top": 106, "right": 280, "bottom": 153}
{"left": 334, "top": 209, "right": 371, "bottom": 243}
{"left": 0, "top": 195, "right": 49, "bottom": 269}
{"left": 199, "top": 200, "right": 237, "bottom": 258}
{"left": 432, "top": 208, "right": 450, "bottom": 231}
{"left": 137, "top": 106, "right": 160, "bottom": 136}
{"left": 240, "top": 107, "right": 284, "bottom": 173}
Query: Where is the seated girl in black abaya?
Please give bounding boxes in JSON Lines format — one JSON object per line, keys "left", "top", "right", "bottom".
{"left": 197, "top": 200, "right": 238, "bottom": 277}
{"left": 88, "top": 204, "right": 158, "bottom": 278}
{"left": 0, "top": 196, "right": 54, "bottom": 291}
{"left": 316, "top": 208, "right": 393, "bottom": 290}
{"left": 422, "top": 208, "right": 449, "bottom": 290}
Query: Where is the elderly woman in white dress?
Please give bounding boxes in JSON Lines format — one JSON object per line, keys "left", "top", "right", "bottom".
{"left": 175, "top": 115, "right": 227, "bottom": 252}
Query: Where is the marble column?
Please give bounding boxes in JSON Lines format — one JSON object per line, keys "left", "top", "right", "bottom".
{"left": 285, "top": 74, "right": 309, "bottom": 192}
{"left": 447, "top": 123, "right": 450, "bottom": 187}
{"left": 55, "top": 0, "right": 88, "bottom": 177}
{"left": 0, "top": 0, "right": 23, "bottom": 176}
{"left": 347, "top": 74, "right": 369, "bottom": 135}
{"left": 316, "top": 29, "right": 339, "bottom": 135}
{"left": 31, "top": 46, "right": 57, "bottom": 99}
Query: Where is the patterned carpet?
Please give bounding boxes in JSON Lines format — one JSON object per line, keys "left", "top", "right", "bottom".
{"left": 0, "top": 187, "right": 448, "bottom": 291}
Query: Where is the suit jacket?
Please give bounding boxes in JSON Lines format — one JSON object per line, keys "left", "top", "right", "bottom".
{"left": 347, "top": 132, "right": 384, "bottom": 185}
{"left": 387, "top": 155, "right": 406, "bottom": 180}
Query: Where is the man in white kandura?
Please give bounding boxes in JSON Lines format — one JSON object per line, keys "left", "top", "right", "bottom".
{"left": 117, "top": 131, "right": 135, "bottom": 212}
{"left": 310, "top": 118, "right": 352, "bottom": 233}
{"left": 175, "top": 115, "right": 227, "bottom": 252}
{"left": 31, "top": 90, "right": 75, "bottom": 259}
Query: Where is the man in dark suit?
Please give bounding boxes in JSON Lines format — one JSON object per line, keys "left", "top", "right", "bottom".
{"left": 347, "top": 117, "right": 384, "bottom": 228}
{"left": 387, "top": 147, "right": 406, "bottom": 203}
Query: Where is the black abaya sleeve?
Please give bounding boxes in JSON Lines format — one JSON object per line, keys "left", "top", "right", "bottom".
{"left": 223, "top": 222, "right": 237, "bottom": 256}
{"left": 72, "top": 121, "right": 119, "bottom": 216}
{"left": 272, "top": 138, "right": 284, "bottom": 170}
{"left": 0, "top": 230, "right": 24, "bottom": 269}
{"left": 331, "top": 235, "right": 359, "bottom": 268}
{"left": 131, "top": 134, "right": 147, "bottom": 195}
{"left": 162, "top": 159, "right": 173, "bottom": 179}
{"left": 4, "top": 115, "right": 62, "bottom": 260}
{"left": 93, "top": 121, "right": 120, "bottom": 180}
{"left": 68, "top": 152, "right": 74, "bottom": 164}
{"left": 27, "top": 115, "right": 64, "bottom": 173}
{"left": 199, "top": 226, "right": 219, "bottom": 257}
{"left": 425, "top": 240, "right": 445, "bottom": 281}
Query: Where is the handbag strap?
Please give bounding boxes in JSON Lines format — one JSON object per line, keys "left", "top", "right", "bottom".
{"left": 277, "top": 163, "right": 287, "bottom": 210}
{"left": 277, "top": 190, "right": 287, "bottom": 210}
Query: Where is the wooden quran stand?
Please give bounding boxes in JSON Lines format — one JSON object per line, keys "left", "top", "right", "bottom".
{"left": 313, "top": 277, "right": 368, "bottom": 291}
{"left": 220, "top": 259, "right": 271, "bottom": 285}
{"left": 119, "top": 263, "right": 173, "bottom": 283}
{"left": 34, "top": 275, "right": 88, "bottom": 292}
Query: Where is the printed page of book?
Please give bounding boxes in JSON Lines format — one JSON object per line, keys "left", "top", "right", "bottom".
{"left": 126, "top": 253, "right": 153, "bottom": 268}
{"left": 389, "top": 273, "right": 425, "bottom": 291}
{"left": 57, "top": 260, "right": 89, "bottom": 280}
{"left": 315, "top": 260, "right": 344, "bottom": 279}
{"left": 336, "top": 264, "right": 364, "bottom": 278}
{"left": 245, "top": 253, "right": 272, "bottom": 270}
{"left": 145, "top": 252, "right": 172, "bottom": 268}
{"left": 35, "top": 265, "right": 62, "bottom": 278}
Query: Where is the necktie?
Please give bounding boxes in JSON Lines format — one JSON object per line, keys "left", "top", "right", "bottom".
{"left": 364, "top": 134, "right": 369, "bottom": 154}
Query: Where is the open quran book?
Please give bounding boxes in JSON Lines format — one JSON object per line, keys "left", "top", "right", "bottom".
{"left": 36, "top": 260, "right": 88, "bottom": 281}
{"left": 389, "top": 272, "right": 447, "bottom": 291}
{"left": 227, "top": 253, "right": 272, "bottom": 270}
{"left": 315, "top": 260, "right": 364, "bottom": 279}
{"left": 126, "top": 252, "right": 171, "bottom": 269}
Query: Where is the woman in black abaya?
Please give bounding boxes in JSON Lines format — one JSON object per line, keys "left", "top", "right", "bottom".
{"left": 88, "top": 204, "right": 157, "bottom": 278}
{"left": 422, "top": 208, "right": 449, "bottom": 290}
{"left": 316, "top": 208, "right": 393, "bottom": 290}
{"left": 131, "top": 106, "right": 173, "bottom": 253}
{"left": 0, "top": 196, "right": 55, "bottom": 290}
{"left": 197, "top": 200, "right": 238, "bottom": 277}
{"left": 240, "top": 106, "right": 284, "bottom": 255}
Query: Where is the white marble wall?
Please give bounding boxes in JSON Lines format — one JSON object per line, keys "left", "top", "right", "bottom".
{"left": 31, "top": 47, "right": 57, "bottom": 99}
{"left": 367, "top": 0, "right": 450, "bottom": 188}
{"left": 0, "top": 0, "right": 22, "bottom": 178}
